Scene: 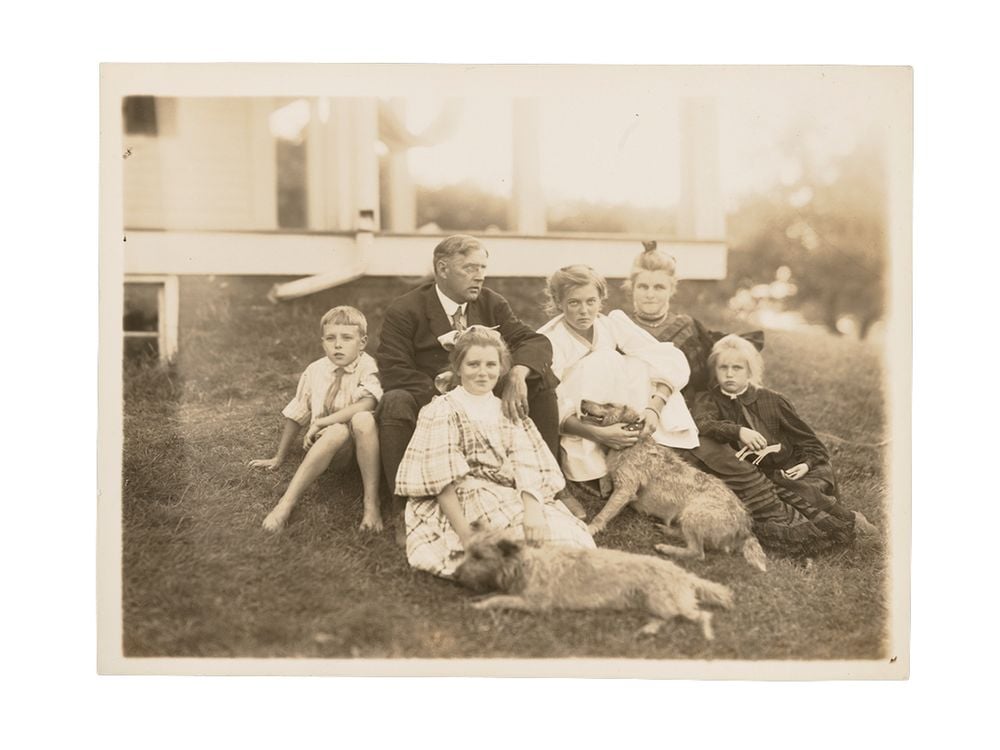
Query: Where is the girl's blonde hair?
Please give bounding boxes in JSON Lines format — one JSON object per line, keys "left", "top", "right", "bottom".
{"left": 622, "top": 240, "right": 678, "bottom": 296}
{"left": 544, "top": 265, "right": 608, "bottom": 316}
{"left": 708, "top": 334, "right": 765, "bottom": 387}
{"left": 448, "top": 326, "right": 511, "bottom": 376}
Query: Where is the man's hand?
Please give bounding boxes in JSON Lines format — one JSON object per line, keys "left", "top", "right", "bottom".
{"left": 501, "top": 365, "right": 531, "bottom": 421}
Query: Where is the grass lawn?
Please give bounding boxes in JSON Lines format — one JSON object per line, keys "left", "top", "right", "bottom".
{"left": 121, "top": 275, "right": 892, "bottom": 660}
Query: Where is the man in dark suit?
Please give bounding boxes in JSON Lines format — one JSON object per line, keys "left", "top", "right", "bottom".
{"left": 376, "top": 234, "right": 566, "bottom": 543}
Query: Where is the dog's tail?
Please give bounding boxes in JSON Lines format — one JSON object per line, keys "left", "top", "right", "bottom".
{"left": 741, "top": 536, "right": 768, "bottom": 572}
{"left": 695, "top": 578, "right": 734, "bottom": 610}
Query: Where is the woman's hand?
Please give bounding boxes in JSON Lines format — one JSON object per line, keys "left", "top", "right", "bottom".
{"left": 738, "top": 427, "right": 767, "bottom": 452}
{"left": 593, "top": 423, "right": 642, "bottom": 449}
{"left": 522, "top": 500, "right": 548, "bottom": 546}
{"left": 780, "top": 463, "right": 810, "bottom": 480}
{"left": 639, "top": 408, "right": 660, "bottom": 438}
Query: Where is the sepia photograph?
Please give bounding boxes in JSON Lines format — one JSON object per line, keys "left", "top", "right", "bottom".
{"left": 98, "top": 64, "right": 911, "bottom": 677}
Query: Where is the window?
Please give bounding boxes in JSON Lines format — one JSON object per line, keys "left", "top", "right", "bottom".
{"left": 124, "top": 275, "right": 179, "bottom": 363}
{"left": 122, "top": 96, "right": 177, "bottom": 137}
{"left": 270, "top": 99, "right": 310, "bottom": 229}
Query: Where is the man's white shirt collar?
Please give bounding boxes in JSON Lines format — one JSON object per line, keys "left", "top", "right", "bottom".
{"left": 435, "top": 285, "right": 465, "bottom": 319}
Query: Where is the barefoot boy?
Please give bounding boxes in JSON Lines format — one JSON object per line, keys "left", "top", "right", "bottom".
{"left": 249, "top": 306, "right": 383, "bottom": 532}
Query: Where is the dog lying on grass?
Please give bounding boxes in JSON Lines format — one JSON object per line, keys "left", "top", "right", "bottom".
{"left": 454, "top": 523, "right": 734, "bottom": 640}
{"left": 580, "top": 399, "right": 768, "bottom": 572}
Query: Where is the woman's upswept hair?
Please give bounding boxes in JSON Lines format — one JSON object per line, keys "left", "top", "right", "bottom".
{"left": 544, "top": 264, "right": 608, "bottom": 316}
{"left": 622, "top": 240, "right": 678, "bottom": 296}
{"left": 448, "top": 325, "right": 511, "bottom": 376}
{"left": 319, "top": 305, "right": 368, "bottom": 337}
{"left": 708, "top": 334, "right": 765, "bottom": 387}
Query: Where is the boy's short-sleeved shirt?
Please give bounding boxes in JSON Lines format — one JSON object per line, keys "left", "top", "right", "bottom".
{"left": 282, "top": 352, "right": 382, "bottom": 426}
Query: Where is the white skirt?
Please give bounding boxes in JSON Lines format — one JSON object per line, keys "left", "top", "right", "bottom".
{"left": 557, "top": 349, "right": 699, "bottom": 481}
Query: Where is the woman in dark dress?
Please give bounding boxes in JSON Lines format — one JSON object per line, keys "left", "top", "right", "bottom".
{"left": 624, "top": 241, "right": 863, "bottom": 553}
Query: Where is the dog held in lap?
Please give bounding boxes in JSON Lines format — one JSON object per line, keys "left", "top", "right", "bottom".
{"left": 454, "top": 522, "right": 734, "bottom": 640}
{"left": 580, "top": 399, "right": 768, "bottom": 572}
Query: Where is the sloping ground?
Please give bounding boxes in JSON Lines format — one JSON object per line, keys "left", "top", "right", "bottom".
{"left": 122, "top": 276, "right": 890, "bottom": 660}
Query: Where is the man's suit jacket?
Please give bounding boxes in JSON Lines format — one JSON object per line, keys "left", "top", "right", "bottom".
{"left": 376, "top": 282, "right": 557, "bottom": 406}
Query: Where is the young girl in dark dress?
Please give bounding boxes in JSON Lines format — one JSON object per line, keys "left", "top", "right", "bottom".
{"left": 692, "top": 334, "right": 878, "bottom": 540}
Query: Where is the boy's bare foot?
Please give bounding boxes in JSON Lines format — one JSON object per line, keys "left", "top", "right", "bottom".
{"left": 262, "top": 505, "right": 291, "bottom": 532}
{"left": 359, "top": 506, "right": 384, "bottom": 532}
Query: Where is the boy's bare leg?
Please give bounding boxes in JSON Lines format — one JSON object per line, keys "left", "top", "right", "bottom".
{"left": 263, "top": 425, "right": 350, "bottom": 531}
{"left": 350, "top": 412, "right": 383, "bottom": 532}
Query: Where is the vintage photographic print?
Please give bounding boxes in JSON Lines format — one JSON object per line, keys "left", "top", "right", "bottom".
{"left": 98, "top": 64, "right": 911, "bottom": 677}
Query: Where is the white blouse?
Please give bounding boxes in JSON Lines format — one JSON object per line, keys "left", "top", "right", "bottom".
{"left": 538, "top": 309, "right": 698, "bottom": 450}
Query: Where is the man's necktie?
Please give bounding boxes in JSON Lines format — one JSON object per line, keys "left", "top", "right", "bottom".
{"left": 322, "top": 367, "right": 346, "bottom": 416}
{"left": 451, "top": 307, "right": 467, "bottom": 333}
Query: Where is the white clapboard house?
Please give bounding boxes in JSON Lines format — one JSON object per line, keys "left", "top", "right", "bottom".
{"left": 122, "top": 96, "right": 727, "bottom": 362}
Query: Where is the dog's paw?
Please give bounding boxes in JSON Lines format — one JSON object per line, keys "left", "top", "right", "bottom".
{"left": 700, "top": 612, "right": 715, "bottom": 641}
{"left": 853, "top": 511, "right": 879, "bottom": 537}
{"left": 636, "top": 620, "right": 664, "bottom": 637}
{"left": 586, "top": 523, "right": 604, "bottom": 536}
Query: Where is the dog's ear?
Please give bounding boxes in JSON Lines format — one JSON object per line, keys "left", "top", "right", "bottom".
{"left": 497, "top": 537, "right": 523, "bottom": 557}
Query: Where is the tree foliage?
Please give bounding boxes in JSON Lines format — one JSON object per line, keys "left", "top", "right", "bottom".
{"left": 726, "top": 128, "right": 888, "bottom": 337}
{"left": 415, "top": 182, "right": 510, "bottom": 232}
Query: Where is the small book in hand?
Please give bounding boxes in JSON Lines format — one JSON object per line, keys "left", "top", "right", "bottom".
{"left": 735, "top": 443, "right": 782, "bottom": 466}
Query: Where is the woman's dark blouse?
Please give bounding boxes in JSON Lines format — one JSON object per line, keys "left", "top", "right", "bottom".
{"left": 632, "top": 313, "right": 764, "bottom": 400}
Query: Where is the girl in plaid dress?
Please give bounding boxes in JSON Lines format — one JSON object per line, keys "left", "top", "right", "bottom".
{"left": 395, "top": 327, "right": 595, "bottom": 578}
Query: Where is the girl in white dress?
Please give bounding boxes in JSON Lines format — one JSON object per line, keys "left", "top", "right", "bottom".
{"left": 395, "top": 326, "right": 595, "bottom": 578}
{"left": 538, "top": 265, "right": 699, "bottom": 484}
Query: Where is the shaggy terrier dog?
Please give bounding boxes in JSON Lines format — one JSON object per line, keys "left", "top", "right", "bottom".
{"left": 580, "top": 399, "right": 768, "bottom": 572}
{"left": 454, "top": 524, "right": 734, "bottom": 640}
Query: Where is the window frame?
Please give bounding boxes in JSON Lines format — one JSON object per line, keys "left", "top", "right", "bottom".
{"left": 124, "top": 274, "right": 179, "bottom": 363}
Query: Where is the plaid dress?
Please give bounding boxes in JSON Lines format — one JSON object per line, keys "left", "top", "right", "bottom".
{"left": 396, "top": 387, "right": 595, "bottom": 577}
